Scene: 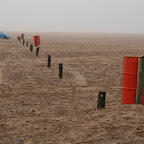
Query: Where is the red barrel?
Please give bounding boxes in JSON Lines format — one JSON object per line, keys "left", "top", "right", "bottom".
{"left": 21, "top": 33, "right": 24, "bottom": 39}
{"left": 34, "top": 36, "right": 40, "bottom": 46}
{"left": 121, "top": 57, "right": 144, "bottom": 104}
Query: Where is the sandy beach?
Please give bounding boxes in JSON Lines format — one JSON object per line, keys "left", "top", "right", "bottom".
{"left": 0, "top": 33, "right": 144, "bottom": 144}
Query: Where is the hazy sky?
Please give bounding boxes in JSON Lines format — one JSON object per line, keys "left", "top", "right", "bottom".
{"left": 1, "top": 0, "right": 144, "bottom": 33}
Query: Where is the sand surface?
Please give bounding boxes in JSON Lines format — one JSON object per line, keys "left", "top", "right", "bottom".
{"left": 0, "top": 33, "right": 144, "bottom": 144}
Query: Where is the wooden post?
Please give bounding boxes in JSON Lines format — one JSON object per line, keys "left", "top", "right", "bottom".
{"left": 31, "top": 45, "right": 33, "bottom": 52}
{"left": 26, "top": 42, "right": 28, "bottom": 46}
{"left": 97, "top": 92, "right": 106, "bottom": 108}
{"left": 36, "top": 47, "right": 40, "bottom": 56}
{"left": 48, "top": 55, "right": 51, "bottom": 68}
{"left": 136, "top": 58, "right": 144, "bottom": 104}
{"left": 30, "top": 44, "right": 33, "bottom": 52}
{"left": 59, "top": 63, "right": 63, "bottom": 79}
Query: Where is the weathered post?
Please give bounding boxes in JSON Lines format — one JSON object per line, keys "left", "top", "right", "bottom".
{"left": 136, "top": 57, "right": 144, "bottom": 104}
{"left": 97, "top": 92, "right": 106, "bottom": 108}
{"left": 59, "top": 63, "right": 63, "bottom": 79}
{"left": 36, "top": 47, "right": 40, "bottom": 56}
{"left": 23, "top": 39, "right": 25, "bottom": 45}
{"left": 48, "top": 55, "right": 51, "bottom": 68}
{"left": 19, "top": 37, "right": 20, "bottom": 41}
{"left": 30, "top": 44, "right": 33, "bottom": 52}
{"left": 26, "top": 41, "right": 28, "bottom": 46}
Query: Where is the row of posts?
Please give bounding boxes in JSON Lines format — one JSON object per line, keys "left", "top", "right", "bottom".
{"left": 17, "top": 36, "right": 63, "bottom": 79}
{"left": 17, "top": 36, "right": 40, "bottom": 56}
{"left": 47, "top": 55, "right": 63, "bottom": 79}
{"left": 17, "top": 36, "right": 106, "bottom": 108}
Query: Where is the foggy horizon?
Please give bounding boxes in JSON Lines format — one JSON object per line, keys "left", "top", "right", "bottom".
{"left": 1, "top": 0, "right": 144, "bottom": 34}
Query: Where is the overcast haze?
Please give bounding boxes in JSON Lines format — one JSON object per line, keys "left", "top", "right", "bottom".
{"left": 1, "top": 0, "right": 144, "bottom": 33}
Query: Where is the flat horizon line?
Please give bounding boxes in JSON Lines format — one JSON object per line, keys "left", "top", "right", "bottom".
{"left": 3, "top": 30, "right": 144, "bottom": 35}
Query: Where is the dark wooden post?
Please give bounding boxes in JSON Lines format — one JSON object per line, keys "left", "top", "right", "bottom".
{"left": 26, "top": 42, "right": 28, "bottom": 46}
{"left": 59, "top": 63, "right": 63, "bottom": 79}
{"left": 23, "top": 39, "right": 25, "bottom": 45}
{"left": 136, "top": 58, "right": 144, "bottom": 104}
{"left": 36, "top": 47, "right": 40, "bottom": 56}
{"left": 19, "top": 37, "right": 20, "bottom": 41}
{"left": 48, "top": 55, "right": 51, "bottom": 68}
{"left": 30, "top": 44, "right": 33, "bottom": 52}
{"left": 97, "top": 92, "right": 106, "bottom": 108}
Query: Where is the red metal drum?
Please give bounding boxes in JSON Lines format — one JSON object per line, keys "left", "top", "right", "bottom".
{"left": 121, "top": 57, "right": 144, "bottom": 104}
{"left": 34, "top": 36, "right": 40, "bottom": 46}
{"left": 21, "top": 33, "right": 24, "bottom": 39}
